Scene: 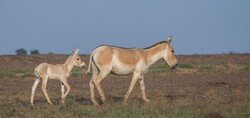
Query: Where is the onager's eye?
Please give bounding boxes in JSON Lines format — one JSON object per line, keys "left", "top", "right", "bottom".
{"left": 171, "top": 50, "right": 174, "bottom": 53}
{"left": 77, "top": 58, "right": 80, "bottom": 60}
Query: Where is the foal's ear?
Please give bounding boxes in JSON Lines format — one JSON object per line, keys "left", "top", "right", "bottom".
{"left": 71, "top": 49, "right": 79, "bottom": 55}
{"left": 167, "top": 36, "right": 172, "bottom": 43}
{"left": 71, "top": 49, "right": 75, "bottom": 55}
{"left": 75, "top": 49, "right": 79, "bottom": 54}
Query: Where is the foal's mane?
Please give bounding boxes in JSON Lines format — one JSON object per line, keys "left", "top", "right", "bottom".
{"left": 64, "top": 55, "right": 73, "bottom": 64}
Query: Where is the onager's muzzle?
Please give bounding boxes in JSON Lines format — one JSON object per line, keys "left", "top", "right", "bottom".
{"left": 164, "top": 58, "right": 177, "bottom": 70}
{"left": 171, "top": 63, "right": 177, "bottom": 70}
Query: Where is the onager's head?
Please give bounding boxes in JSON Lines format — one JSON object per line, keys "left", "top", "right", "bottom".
{"left": 71, "top": 49, "right": 86, "bottom": 69}
{"left": 163, "top": 36, "right": 177, "bottom": 69}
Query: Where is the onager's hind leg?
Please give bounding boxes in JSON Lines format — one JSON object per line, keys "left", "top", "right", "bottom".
{"left": 124, "top": 72, "right": 141, "bottom": 103}
{"left": 31, "top": 78, "right": 40, "bottom": 105}
{"left": 93, "top": 73, "right": 107, "bottom": 103}
{"left": 89, "top": 79, "right": 98, "bottom": 105}
{"left": 139, "top": 76, "right": 149, "bottom": 102}
{"left": 41, "top": 76, "right": 53, "bottom": 105}
{"left": 90, "top": 72, "right": 108, "bottom": 105}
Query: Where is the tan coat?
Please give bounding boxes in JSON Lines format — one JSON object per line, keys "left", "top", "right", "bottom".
{"left": 31, "top": 49, "right": 86, "bottom": 105}
{"left": 87, "top": 37, "right": 177, "bottom": 105}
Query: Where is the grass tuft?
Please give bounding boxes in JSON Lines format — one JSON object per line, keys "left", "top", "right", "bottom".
{"left": 0, "top": 68, "right": 33, "bottom": 78}
{"left": 241, "top": 62, "right": 250, "bottom": 71}
{"left": 178, "top": 63, "right": 195, "bottom": 69}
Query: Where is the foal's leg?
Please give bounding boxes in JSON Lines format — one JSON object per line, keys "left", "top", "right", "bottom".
{"left": 60, "top": 78, "right": 71, "bottom": 103}
{"left": 31, "top": 78, "right": 40, "bottom": 105}
{"left": 124, "top": 72, "right": 141, "bottom": 103}
{"left": 61, "top": 83, "right": 65, "bottom": 103}
{"left": 139, "top": 76, "right": 149, "bottom": 102}
{"left": 41, "top": 76, "right": 53, "bottom": 105}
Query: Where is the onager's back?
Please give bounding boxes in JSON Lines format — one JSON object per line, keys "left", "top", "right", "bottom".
{"left": 87, "top": 36, "right": 177, "bottom": 105}
{"left": 91, "top": 46, "right": 145, "bottom": 75}
{"left": 31, "top": 49, "right": 86, "bottom": 105}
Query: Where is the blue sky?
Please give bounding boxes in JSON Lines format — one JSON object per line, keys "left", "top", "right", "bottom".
{"left": 1, "top": 0, "right": 250, "bottom": 55}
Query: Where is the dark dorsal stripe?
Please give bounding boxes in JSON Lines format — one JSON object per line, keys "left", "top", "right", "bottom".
{"left": 143, "top": 41, "right": 167, "bottom": 50}
{"left": 95, "top": 41, "right": 168, "bottom": 50}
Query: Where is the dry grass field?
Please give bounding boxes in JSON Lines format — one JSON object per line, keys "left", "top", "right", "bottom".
{"left": 0, "top": 54, "right": 250, "bottom": 117}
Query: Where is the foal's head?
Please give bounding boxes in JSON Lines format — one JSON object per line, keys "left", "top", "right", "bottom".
{"left": 163, "top": 36, "right": 177, "bottom": 69}
{"left": 69, "top": 49, "right": 86, "bottom": 69}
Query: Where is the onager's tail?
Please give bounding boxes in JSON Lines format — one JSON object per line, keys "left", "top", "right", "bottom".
{"left": 85, "top": 50, "right": 101, "bottom": 76}
{"left": 85, "top": 52, "right": 94, "bottom": 76}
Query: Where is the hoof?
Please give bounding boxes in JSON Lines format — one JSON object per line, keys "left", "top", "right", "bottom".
{"left": 101, "top": 98, "right": 106, "bottom": 102}
{"left": 60, "top": 100, "right": 65, "bottom": 104}
{"left": 93, "top": 103, "right": 100, "bottom": 106}
{"left": 123, "top": 99, "right": 128, "bottom": 103}
{"left": 123, "top": 100, "right": 127, "bottom": 103}
{"left": 92, "top": 101, "right": 99, "bottom": 106}
{"left": 144, "top": 99, "right": 150, "bottom": 102}
{"left": 101, "top": 99, "right": 106, "bottom": 105}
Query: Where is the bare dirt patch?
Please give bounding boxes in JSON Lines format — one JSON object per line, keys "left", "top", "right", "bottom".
{"left": 0, "top": 54, "right": 249, "bottom": 117}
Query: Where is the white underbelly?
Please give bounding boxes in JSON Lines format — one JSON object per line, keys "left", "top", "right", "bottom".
{"left": 111, "top": 64, "right": 134, "bottom": 75}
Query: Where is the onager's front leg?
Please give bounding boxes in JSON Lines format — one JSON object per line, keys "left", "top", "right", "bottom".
{"left": 139, "top": 76, "right": 149, "bottom": 102}
{"left": 124, "top": 72, "right": 140, "bottom": 103}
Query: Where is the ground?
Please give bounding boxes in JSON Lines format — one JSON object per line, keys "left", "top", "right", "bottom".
{"left": 0, "top": 54, "right": 249, "bottom": 117}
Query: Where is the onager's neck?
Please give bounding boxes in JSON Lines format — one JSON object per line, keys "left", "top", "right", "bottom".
{"left": 144, "top": 43, "right": 165, "bottom": 66}
{"left": 63, "top": 56, "right": 75, "bottom": 72}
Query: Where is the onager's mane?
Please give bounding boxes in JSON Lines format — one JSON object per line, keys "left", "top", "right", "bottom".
{"left": 143, "top": 41, "right": 168, "bottom": 50}
{"left": 87, "top": 36, "right": 177, "bottom": 106}
{"left": 96, "top": 44, "right": 138, "bottom": 50}
{"left": 96, "top": 41, "right": 168, "bottom": 51}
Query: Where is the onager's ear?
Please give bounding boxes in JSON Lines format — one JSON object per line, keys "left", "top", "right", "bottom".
{"left": 71, "top": 49, "right": 75, "bottom": 55}
{"left": 75, "top": 49, "right": 79, "bottom": 54}
{"left": 167, "top": 36, "right": 172, "bottom": 43}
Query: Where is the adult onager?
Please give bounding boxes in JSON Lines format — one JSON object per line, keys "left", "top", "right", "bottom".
{"left": 31, "top": 49, "right": 86, "bottom": 105}
{"left": 86, "top": 36, "right": 177, "bottom": 105}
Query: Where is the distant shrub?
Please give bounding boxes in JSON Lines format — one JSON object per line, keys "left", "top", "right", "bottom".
{"left": 228, "top": 51, "right": 239, "bottom": 54}
{"left": 48, "top": 52, "right": 54, "bottom": 54}
{"left": 30, "top": 49, "right": 40, "bottom": 54}
{"left": 16, "top": 48, "right": 27, "bottom": 55}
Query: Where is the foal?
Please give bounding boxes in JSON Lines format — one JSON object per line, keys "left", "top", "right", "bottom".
{"left": 87, "top": 36, "right": 177, "bottom": 105}
{"left": 31, "top": 49, "right": 86, "bottom": 105}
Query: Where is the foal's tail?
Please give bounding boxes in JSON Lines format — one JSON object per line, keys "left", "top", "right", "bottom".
{"left": 34, "top": 65, "right": 42, "bottom": 79}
